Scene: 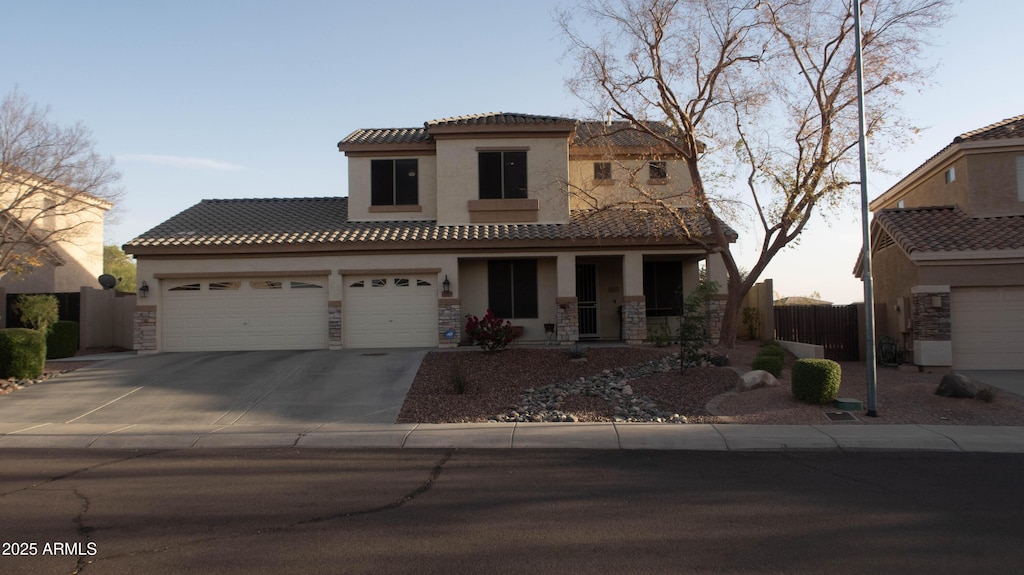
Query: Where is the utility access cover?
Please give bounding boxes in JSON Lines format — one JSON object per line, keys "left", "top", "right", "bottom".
{"left": 824, "top": 411, "right": 859, "bottom": 423}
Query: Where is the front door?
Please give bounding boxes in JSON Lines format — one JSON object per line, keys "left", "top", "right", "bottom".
{"left": 576, "top": 263, "right": 598, "bottom": 338}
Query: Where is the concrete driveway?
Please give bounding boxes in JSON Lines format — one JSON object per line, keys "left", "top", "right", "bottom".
{"left": 959, "top": 370, "right": 1024, "bottom": 398}
{"left": 0, "top": 349, "right": 429, "bottom": 426}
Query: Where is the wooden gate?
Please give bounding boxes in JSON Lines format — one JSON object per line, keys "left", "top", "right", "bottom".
{"left": 774, "top": 304, "right": 860, "bottom": 361}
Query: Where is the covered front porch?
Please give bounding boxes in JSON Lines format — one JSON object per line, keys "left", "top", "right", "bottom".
{"left": 450, "top": 250, "right": 711, "bottom": 345}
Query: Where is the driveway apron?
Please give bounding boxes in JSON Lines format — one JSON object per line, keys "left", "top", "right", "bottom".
{"left": 0, "top": 349, "right": 428, "bottom": 426}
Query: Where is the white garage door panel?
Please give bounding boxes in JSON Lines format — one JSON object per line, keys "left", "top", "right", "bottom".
{"left": 163, "top": 278, "right": 327, "bottom": 352}
{"left": 951, "top": 287, "right": 1024, "bottom": 370}
{"left": 344, "top": 275, "right": 437, "bottom": 348}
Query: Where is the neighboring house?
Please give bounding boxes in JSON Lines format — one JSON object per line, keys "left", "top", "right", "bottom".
{"left": 855, "top": 114, "right": 1024, "bottom": 369}
{"left": 0, "top": 168, "right": 111, "bottom": 326}
{"left": 123, "top": 112, "right": 734, "bottom": 353}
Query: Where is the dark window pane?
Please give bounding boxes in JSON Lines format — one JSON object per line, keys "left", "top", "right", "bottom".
{"left": 649, "top": 161, "right": 667, "bottom": 179}
{"left": 594, "top": 162, "right": 611, "bottom": 180}
{"left": 371, "top": 160, "right": 395, "bottom": 205}
{"left": 394, "top": 159, "right": 418, "bottom": 205}
{"left": 479, "top": 152, "right": 503, "bottom": 199}
{"left": 487, "top": 260, "right": 514, "bottom": 319}
{"left": 512, "top": 260, "right": 538, "bottom": 318}
{"left": 503, "top": 151, "right": 528, "bottom": 199}
{"left": 643, "top": 261, "right": 683, "bottom": 317}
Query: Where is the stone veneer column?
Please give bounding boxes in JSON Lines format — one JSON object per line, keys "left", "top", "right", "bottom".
{"left": 706, "top": 295, "right": 727, "bottom": 342}
{"left": 133, "top": 305, "right": 158, "bottom": 353}
{"left": 328, "top": 300, "right": 343, "bottom": 350}
{"left": 555, "top": 297, "right": 579, "bottom": 344}
{"left": 621, "top": 295, "right": 647, "bottom": 344}
{"left": 910, "top": 285, "right": 951, "bottom": 366}
{"left": 438, "top": 298, "right": 461, "bottom": 348}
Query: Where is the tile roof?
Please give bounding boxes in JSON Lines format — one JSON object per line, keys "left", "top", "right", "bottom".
{"left": 425, "top": 112, "right": 576, "bottom": 127}
{"left": 874, "top": 206, "right": 1024, "bottom": 254}
{"left": 124, "top": 197, "right": 732, "bottom": 251}
{"left": 953, "top": 114, "right": 1024, "bottom": 143}
{"left": 573, "top": 121, "right": 683, "bottom": 149}
{"left": 338, "top": 127, "right": 430, "bottom": 146}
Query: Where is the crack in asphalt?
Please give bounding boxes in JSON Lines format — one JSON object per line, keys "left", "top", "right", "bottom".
{"left": 70, "top": 488, "right": 94, "bottom": 575}
{"left": 0, "top": 450, "right": 168, "bottom": 499}
{"left": 75, "top": 449, "right": 456, "bottom": 566}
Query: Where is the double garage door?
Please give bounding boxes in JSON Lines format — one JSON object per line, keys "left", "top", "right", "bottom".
{"left": 951, "top": 287, "right": 1024, "bottom": 370}
{"left": 161, "top": 274, "right": 437, "bottom": 351}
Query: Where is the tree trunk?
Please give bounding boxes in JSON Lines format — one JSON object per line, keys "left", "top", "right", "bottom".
{"left": 716, "top": 286, "right": 746, "bottom": 349}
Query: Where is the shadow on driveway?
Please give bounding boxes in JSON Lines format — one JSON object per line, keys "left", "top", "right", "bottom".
{"left": 0, "top": 349, "right": 428, "bottom": 426}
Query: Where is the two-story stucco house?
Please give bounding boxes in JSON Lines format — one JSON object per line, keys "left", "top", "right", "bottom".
{"left": 0, "top": 168, "right": 111, "bottom": 325}
{"left": 124, "top": 113, "right": 733, "bottom": 353}
{"left": 856, "top": 114, "right": 1024, "bottom": 369}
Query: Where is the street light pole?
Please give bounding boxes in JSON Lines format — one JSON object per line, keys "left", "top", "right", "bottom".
{"left": 854, "top": 0, "right": 878, "bottom": 417}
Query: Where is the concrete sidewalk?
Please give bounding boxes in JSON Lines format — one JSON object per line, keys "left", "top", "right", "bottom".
{"left": 2, "top": 421, "right": 1024, "bottom": 452}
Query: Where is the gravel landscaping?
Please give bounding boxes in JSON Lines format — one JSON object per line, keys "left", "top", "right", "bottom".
{"left": 397, "top": 341, "right": 1024, "bottom": 425}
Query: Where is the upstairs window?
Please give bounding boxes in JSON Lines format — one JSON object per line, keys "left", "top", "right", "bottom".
{"left": 944, "top": 166, "right": 956, "bottom": 184}
{"left": 594, "top": 162, "right": 612, "bottom": 181}
{"left": 479, "top": 151, "right": 527, "bottom": 199}
{"left": 649, "top": 161, "right": 667, "bottom": 180}
{"left": 1017, "top": 156, "right": 1024, "bottom": 201}
{"left": 371, "top": 159, "right": 418, "bottom": 206}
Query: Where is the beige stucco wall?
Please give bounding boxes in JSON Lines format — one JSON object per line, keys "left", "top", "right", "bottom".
{"left": 567, "top": 158, "right": 693, "bottom": 210}
{"left": 870, "top": 243, "right": 919, "bottom": 341}
{"left": 346, "top": 155, "right": 438, "bottom": 221}
{"left": 0, "top": 202, "right": 106, "bottom": 294}
{"left": 918, "top": 261, "right": 1024, "bottom": 287}
{"left": 880, "top": 156, "right": 970, "bottom": 211}
{"left": 964, "top": 151, "right": 1024, "bottom": 217}
{"left": 435, "top": 136, "right": 570, "bottom": 225}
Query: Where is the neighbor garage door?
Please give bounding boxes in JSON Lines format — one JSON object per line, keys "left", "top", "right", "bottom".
{"left": 344, "top": 274, "right": 437, "bottom": 348}
{"left": 950, "top": 286, "right": 1024, "bottom": 369}
{"left": 162, "top": 277, "right": 328, "bottom": 352}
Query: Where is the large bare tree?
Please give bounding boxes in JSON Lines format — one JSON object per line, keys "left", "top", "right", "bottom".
{"left": 0, "top": 89, "right": 121, "bottom": 279}
{"left": 560, "top": 0, "right": 950, "bottom": 347}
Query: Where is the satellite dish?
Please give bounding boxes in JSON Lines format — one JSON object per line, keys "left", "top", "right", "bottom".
{"left": 98, "top": 274, "right": 117, "bottom": 290}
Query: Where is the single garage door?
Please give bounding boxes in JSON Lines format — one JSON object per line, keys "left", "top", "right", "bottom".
{"left": 951, "top": 287, "right": 1024, "bottom": 369}
{"left": 162, "top": 278, "right": 328, "bottom": 351}
{"left": 344, "top": 274, "right": 437, "bottom": 348}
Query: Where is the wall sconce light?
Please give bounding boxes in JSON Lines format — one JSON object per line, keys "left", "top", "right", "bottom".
{"left": 139, "top": 281, "right": 149, "bottom": 298}
{"left": 442, "top": 275, "right": 451, "bottom": 297}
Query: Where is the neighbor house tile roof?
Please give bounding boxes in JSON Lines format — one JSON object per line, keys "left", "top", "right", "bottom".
{"left": 953, "top": 114, "right": 1024, "bottom": 143}
{"left": 425, "top": 112, "right": 576, "bottom": 127}
{"left": 573, "top": 121, "right": 683, "bottom": 149}
{"left": 124, "top": 197, "right": 732, "bottom": 251}
{"left": 874, "top": 206, "right": 1024, "bottom": 254}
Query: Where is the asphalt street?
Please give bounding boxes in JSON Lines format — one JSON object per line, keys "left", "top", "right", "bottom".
{"left": 2, "top": 449, "right": 1024, "bottom": 575}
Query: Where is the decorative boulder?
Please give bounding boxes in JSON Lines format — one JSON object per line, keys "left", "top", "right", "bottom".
{"left": 740, "top": 370, "right": 780, "bottom": 392}
{"left": 936, "top": 372, "right": 978, "bottom": 399}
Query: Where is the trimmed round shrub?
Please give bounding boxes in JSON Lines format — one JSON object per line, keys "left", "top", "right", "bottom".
{"left": 46, "top": 320, "right": 80, "bottom": 359}
{"left": 751, "top": 354, "right": 783, "bottom": 377}
{"left": 0, "top": 328, "right": 46, "bottom": 380}
{"left": 791, "top": 358, "right": 842, "bottom": 404}
{"left": 760, "top": 344, "right": 786, "bottom": 359}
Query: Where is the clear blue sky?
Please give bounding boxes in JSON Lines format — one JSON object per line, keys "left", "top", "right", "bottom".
{"left": 3, "top": 0, "right": 1020, "bottom": 303}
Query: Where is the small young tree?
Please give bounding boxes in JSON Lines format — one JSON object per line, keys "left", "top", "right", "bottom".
{"left": 677, "top": 281, "right": 718, "bottom": 373}
{"left": 104, "top": 244, "right": 137, "bottom": 292}
{"left": 14, "top": 294, "right": 59, "bottom": 333}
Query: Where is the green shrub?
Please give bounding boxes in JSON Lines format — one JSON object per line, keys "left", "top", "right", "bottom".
{"left": 751, "top": 354, "right": 783, "bottom": 377}
{"left": 0, "top": 328, "right": 46, "bottom": 379}
{"left": 46, "top": 320, "right": 79, "bottom": 359}
{"left": 13, "top": 294, "right": 60, "bottom": 333}
{"left": 760, "top": 344, "right": 786, "bottom": 359}
{"left": 791, "top": 358, "right": 842, "bottom": 404}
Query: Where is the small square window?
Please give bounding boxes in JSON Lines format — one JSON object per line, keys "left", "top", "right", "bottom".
{"left": 945, "top": 167, "right": 955, "bottom": 184}
{"left": 594, "top": 162, "right": 612, "bottom": 180}
{"left": 649, "top": 161, "right": 667, "bottom": 180}
{"left": 897, "top": 200, "right": 905, "bottom": 209}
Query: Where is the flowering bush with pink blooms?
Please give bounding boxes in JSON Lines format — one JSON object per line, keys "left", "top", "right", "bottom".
{"left": 464, "top": 309, "right": 514, "bottom": 352}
